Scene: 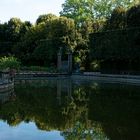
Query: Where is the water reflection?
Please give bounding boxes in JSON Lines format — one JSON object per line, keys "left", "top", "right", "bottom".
{"left": 0, "top": 89, "right": 15, "bottom": 105}
{"left": 0, "top": 121, "right": 64, "bottom": 140}
{"left": 0, "top": 78, "right": 140, "bottom": 140}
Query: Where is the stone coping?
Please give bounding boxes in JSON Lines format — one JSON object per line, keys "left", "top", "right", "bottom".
{"left": 15, "top": 72, "right": 140, "bottom": 79}
{"left": 0, "top": 82, "right": 14, "bottom": 94}
{"left": 16, "top": 71, "right": 140, "bottom": 77}
{"left": 71, "top": 74, "right": 140, "bottom": 85}
{"left": 14, "top": 72, "right": 140, "bottom": 85}
{"left": 83, "top": 72, "right": 140, "bottom": 79}
{"left": 15, "top": 72, "right": 68, "bottom": 75}
{"left": 2, "top": 71, "right": 139, "bottom": 85}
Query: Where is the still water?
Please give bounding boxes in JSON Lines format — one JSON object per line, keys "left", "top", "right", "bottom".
{"left": 0, "top": 78, "right": 140, "bottom": 140}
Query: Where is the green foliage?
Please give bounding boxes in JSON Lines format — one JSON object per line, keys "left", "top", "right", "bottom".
{"left": 60, "top": 0, "right": 94, "bottom": 27}
{"left": 92, "top": 0, "right": 135, "bottom": 19}
{"left": 7, "top": 18, "right": 23, "bottom": 41}
{"left": 105, "top": 6, "right": 127, "bottom": 30}
{"left": 0, "top": 23, "right": 8, "bottom": 42}
{"left": 0, "top": 80, "right": 140, "bottom": 139}
{"left": 36, "top": 13, "right": 57, "bottom": 25}
{"left": 0, "top": 42, "right": 14, "bottom": 56}
{"left": 6, "top": 18, "right": 32, "bottom": 42}
{"left": 0, "top": 56, "right": 20, "bottom": 70}
{"left": 90, "top": 60, "right": 100, "bottom": 72}
{"left": 127, "top": 4, "right": 140, "bottom": 27}
{"left": 32, "top": 39, "right": 58, "bottom": 66}
{"left": 12, "top": 23, "right": 47, "bottom": 64}
{"left": 60, "top": 0, "right": 137, "bottom": 71}
{"left": 89, "top": 28, "right": 140, "bottom": 73}
{"left": 16, "top": 16, "right": 76, "bottom": 66}
{"left": 62, "top": 121, "right": 109, "bottom": 140}
{"left": 0, "top": 18, "right": 32, "bottom": 42}
{"left": 0, "top": 2, "right": 140, "bottom": 71}
{"left": 60, "top": 0, "right": 136, "bottom": 26}
{"left": 0, "top": 18, "right": 32, "bottom": 57}
{"left": 89, "top": 4, "right": 140, "bottom": 73}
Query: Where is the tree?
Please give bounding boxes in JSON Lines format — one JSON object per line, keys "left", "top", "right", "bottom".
{"left": 19, "top": 21, "right": 32, "bottom": 37}
{"left": 60, "top": 0, "right": 94, "bottom": 27}
{"left": 60, "top": 0, "right": 136, "bottom": 70}
{"left": 6, "top": 18, "right": 23, "bottom": 42}
{"left": 33, "top": 16, "right": 76, "bottom": 66}
{"left": 127, "top": 4, "right": 140, "bottom": 27}
{"left": 13, "top": 16, "right": 76, "bottom": 66}
{"left": 36, "top": 14, "right": 57, "bottom": 25}
{"left": 60, "top": 0, "right": 136, "bottom": 27}
{"left": 92, "top": 0, "right": 135, "bottom": 19}
{"left": 0, "top": 18, "right": 32, "bottom": 56}
{"left": 12, "top": 23, "right": 47, "bottom": 65}
{"left": 0, "top": 23, "right": 8, "bottom": 41}
{"left": 105, "top": 6, "right": 126, "bottom": 30}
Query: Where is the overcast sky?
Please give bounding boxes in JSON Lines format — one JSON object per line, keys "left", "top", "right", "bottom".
{"left": 0, "top": 0, "right": 65, "bottom": 23}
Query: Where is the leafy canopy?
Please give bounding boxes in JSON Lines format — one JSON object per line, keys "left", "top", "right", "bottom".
{"left": 60, "top": 0, "right": 137, "bottom": 26}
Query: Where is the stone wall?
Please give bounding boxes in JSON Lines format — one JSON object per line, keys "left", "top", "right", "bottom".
{"left": 0, "top": 82, "right": 14, "bottom": 93}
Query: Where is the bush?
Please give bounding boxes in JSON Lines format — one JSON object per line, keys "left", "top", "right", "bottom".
{"left": 90, "top": 60, "right": 100, "bottom": 72}
{"left": 0, "top": 56, "right": 20, "bottom": 71}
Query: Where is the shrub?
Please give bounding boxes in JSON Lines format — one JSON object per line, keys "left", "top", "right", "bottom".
{"left": 0, "top": 56, "right": 20, "bottom": 71}
{"left": 90, "top": 60, "right": 100, "bottom": 72}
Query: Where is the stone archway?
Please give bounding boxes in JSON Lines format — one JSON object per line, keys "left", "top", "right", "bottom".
{"left": 57, "top": 47, "right": 72, "bottom": 74}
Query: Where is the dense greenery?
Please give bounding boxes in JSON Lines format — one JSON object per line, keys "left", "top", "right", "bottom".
{"left": 14, "top": 16, "right": 76, "bottom": 66}
{"left": 60, "top": 0, "right": 136, "bottom": 25}
{"left": 0, "top": 1, "right": 140, "bottom": 72}
{"left": 90, "top": 27, "right": 140, "bottom": 73}
{"left": 89, "top": 4, "right": 140, "bottom": 73}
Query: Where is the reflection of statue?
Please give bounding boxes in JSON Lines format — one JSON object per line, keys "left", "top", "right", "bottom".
{"left": 58, "top": 47, "right": 62, "bottom": 55}
{"left": 75, "top": 62, "right": 80, "bottom": 73}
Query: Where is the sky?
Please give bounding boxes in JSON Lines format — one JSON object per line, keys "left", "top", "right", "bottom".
{"left": 0, "top": 0, "right": 65, "bottom": 23}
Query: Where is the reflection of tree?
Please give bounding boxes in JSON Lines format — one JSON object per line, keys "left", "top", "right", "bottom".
{"left": 88, "top": 83, "right": 140, "bottom": 140}
{"left": 0, "top": 80, "right": 140, "bottom": 140}
{"left": 0, "top": 81, "right": 92, "bottom": 131}
{"left": 61, "top": 121, "right": 109, "bottom": 140}
{"left": 61, "top": 84, "right": 109, "bottom": 140}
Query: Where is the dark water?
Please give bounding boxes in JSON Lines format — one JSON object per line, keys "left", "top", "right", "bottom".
{"left": 0, "top": 78, "right": 140, "bottom": 140}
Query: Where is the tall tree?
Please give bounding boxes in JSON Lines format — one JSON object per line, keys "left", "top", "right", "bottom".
{"left": 60, "top": 0, "right": 94, "bottom": 27}
{"left": 105, "top": 6, "right": 126, "bottom": 30}
{"left": 127, "top": 4, "right": 140, "bottom": 27}
{"left": 60, "top": 0, "right": 137, "bottom": 27}
{"left": 6, "top": 18, "right": 23, "bottom": 42}
{"left": 0, "top": 23, "right": 7, "bottom": 41}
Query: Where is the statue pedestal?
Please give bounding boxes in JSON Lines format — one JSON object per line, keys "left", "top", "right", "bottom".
{"left": 68, "top": 52, "right": 72, "bottom": 74}
{"left": 57, "top": 52, "right": 62, "bottom": 72}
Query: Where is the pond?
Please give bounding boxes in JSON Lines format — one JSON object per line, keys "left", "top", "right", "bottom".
{"left": 0, "top": 78, "right": 140, "bottom": 140}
